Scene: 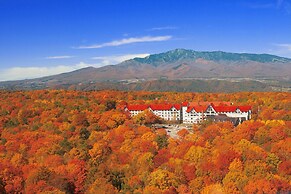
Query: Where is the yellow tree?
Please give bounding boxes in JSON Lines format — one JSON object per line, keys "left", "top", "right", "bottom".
{"left": 222, "top": 158, "right": 248, "bottom": 193}
{"left": 147, "top": 169, "right": 180, "bottom": 191}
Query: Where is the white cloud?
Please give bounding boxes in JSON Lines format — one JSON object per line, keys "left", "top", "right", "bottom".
{"left": 45, "top": 55, "right": 75, "bottom": 59}
{"left": 92, "top": 53, "right": 150, "bottom": 66}
{"left": 148, "top": 26, "right": 178, "bottom": 31}
{"left": 275, "top": 43, "right": 291, "bottom": 51}
{"left": 76, "top": 35, "right": 172, "bottom": 49}
{"left": 0, "top": 62, "right": 90, "bottom": 81}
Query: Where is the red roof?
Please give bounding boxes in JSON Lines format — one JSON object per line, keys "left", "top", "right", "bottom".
{"left": 173, "top": 104, "right": 181, "bottom": 110}
{"left": 213, "top": 105, "right": 251, "bottom": 112}
{"left": 127, "top": 104, "right": 182, "bottom": 111}
{"left": 126, "top": 105, "right": 149, "bottom": 111}
{"left": 150, "top": 104, "right": 173, "bottom": 111}
{"left": 186, "top": 107, "right": 194, "bottom": 113}
{"left": 186, "top": 106, "right": 208, "bottom": 113}
{"left": 194, "top": 105, "right": 208, "bottom": 112}
{"left": 239, "top": 106, "right": 252, "bottom": 112}
{"left": 213, "top": 106, "right": 237, "bottom": 112}
{"left": 181, "top": 102, "right": 188, "bottom": 106}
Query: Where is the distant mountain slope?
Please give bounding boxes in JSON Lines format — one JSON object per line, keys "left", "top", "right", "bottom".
{"left": 0, "top": 49, "right": 290, "bottom": 91}
{"left": 133, "top": 49, "right": 291, "bottom": 64}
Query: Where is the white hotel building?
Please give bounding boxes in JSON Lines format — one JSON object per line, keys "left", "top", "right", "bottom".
{"left": 125, "top": 102, "right": 252, "bottom": 124}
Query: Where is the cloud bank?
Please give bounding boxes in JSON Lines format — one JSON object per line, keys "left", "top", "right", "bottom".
{"left": 77, "top": 35, "right": 172, "bottom": 49}
{"left": 0, "top": 54, "right": 150, "bottom": 81}
{"left": 45, "top": 56, "right": 74, "bottom": 59}
{"left": 0, "top": 63, "right": 90, "bottom": 81}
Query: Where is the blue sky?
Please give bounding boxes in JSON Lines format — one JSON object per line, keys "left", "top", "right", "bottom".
{"left": 0, "top": 0, "right": 291, "bottom": 81}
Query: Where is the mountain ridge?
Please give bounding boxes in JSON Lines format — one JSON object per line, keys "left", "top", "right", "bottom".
{"left": 130, "top": 48, "right": 291, "bottom": 64}
{"left": 0, "top": 49, "right": 290, "bottom": 91}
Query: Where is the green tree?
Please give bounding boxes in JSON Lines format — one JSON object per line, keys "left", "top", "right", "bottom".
{"left": 105, "top": 100, "right": 116, "bottom": 111}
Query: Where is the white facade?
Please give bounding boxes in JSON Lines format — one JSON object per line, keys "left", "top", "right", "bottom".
{"left": 182, "top": 105, "right": 252, "bottom": 124}
{"left": 126, "top": 103, "right": 251, "bottom": 124}
{"left": 182, "top": 105, "right": 217, "bottom": 124}
{"left": 183, "top": 110, "right": 202, "bottom": 124}
{"left": 150, "top": 107, "right": 181, "bottom": 121}
{"left": 218, "top": 110, "right": 250, "bottom": 120}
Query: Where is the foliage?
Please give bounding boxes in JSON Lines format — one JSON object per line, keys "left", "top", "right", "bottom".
{"left": 0, "top": 90, "right": 290, "bottom": 193}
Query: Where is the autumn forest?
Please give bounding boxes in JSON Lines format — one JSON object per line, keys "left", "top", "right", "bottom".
{"left": 0, "top": 90, "right": 290, "bottom": 194}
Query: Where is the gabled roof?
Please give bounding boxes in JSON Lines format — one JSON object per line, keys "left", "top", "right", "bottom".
{"left": 186, "top": 105, "right": 208, "bottom": 113}
{"left": 194, "top": 105, "right": 208, "bottom": 112}
{"left": 181, "top": 102, "right": 189, "bottom": 106}
{"left": 173, "top": 104, "right": 181, "bottom": 110}
{"left": 149, "top": 104, "right": 182, "bottom": 111}
{"left": 126, "top": 105, "right": 149, "bottom": 111}
{"left": 186, "top": 107, "right": 194, "bottom": 113}
{"left": 238, "top": 106, "right": 252, "bottom": 112}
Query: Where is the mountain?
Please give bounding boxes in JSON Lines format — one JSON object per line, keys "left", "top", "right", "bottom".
{"left": 134, "top": 49, "right": 291, "bottom": 64}
{"left": 0, "top": 49, "right": 291, "bottom": 91}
